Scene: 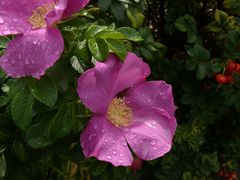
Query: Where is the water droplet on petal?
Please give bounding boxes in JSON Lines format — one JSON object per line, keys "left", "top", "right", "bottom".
{"left": 107, "top": 155, "right": 112, "bottom": 159}
{"left": 0, "top": 18, "right": 4, "bottom": 24}
{"left": 93, "top": 125, "right": 98, "bottom": 129}
{"left": 54, "top": 50, "right": 60, "bottom": 55}
{"left": 2, "top": 30, "right": 10, "bottom": 35}
{"left": 13, "top": 18, "right": 18, "bottom": 23}
{"left": 18, "top": 54, "right": 22, "bottom": 59}
{"left": 112, "top": 151, "right": 116, "bottom": 155}
{"left": 150, "top": 139, "right": 156, "bottom": 146}
{"left": 129, "top": 134, "right": 135, "bottom": 140}
{"left": 25, "top": 59, "right": 29, "bottom": 65}
{"left": 118, "top": 160, "right": 124, "bottom": 163}
{"left": 1, "top": 58, "right": 7, "bottom": 63}
{"left": 119, "top": 154, "right": 123, "bottom": 158}
{"left": 88, "top": 133, "right": 96, "bottom": 141}
{"left": 101, "top": 129, "right": 106, "bottom": 133}
{"left": 122, "top": 141, "right": 127, "bottom": 147}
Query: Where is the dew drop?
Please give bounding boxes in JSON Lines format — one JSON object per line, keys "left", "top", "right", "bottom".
{"left": 129, "top": 134, "right": 135, "bottom": 140}
{"left": 107, "top": 155, "right": 112, "bottom": 159}
{"left": 18, "top": 54, "right": 22, "bottom": 59}
{"left": 93, "top": 125, "right": 98, "bottom": 129}
{"left": 13, "top": 18, "right": 18, "bottom": 23}
{"left": 112, "top": 151, "right": 117, "bottom": 155}
{"left": 1, "top": 58, "right": 7, "bottom": 63}
{"left": 88, "top": 133, "right": 96, "bottom": 141}
{"left": 25, "top": 59, "right": 29, "bottom": 65}
{"left": 0, "top": 18, "right": 4, "bottom": 24}
{"left": 54, "top": 50, "right": 60, "bottom": 55}
{"left": 2, "top": 30, "right": 10, "bottom": 35}
{"left": 163, "top": 147, "right": 168, "bottom": 151}
{"left": 150, "top": 139, "right": 156, "bottom": 146}
{"left": 101, "top": 129, "right": 106, "bottom": 133}
{"left": 118, "top": 160, "right": 124, "bottom": 163}
{"left": 119, "top": 154, "right": 123, "bottom": 158}
{"left": 122, "top": 141, "right": 127, "bottom": 147}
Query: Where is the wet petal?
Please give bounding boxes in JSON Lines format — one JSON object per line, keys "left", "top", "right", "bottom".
{"left": 126, "top": 81, "right": 176, "bottom": 116}
{"left": 80, "top": 115, "right": 133, "bottom": 166}
{"left": 77, "top": 54, "right": 122, "bottom": 114}
{"left": 0, "top": 0, "right": 36, "bottom": 35}
{"left": 122, "top": 107, "right": 177, "bottom": 160}
{"left": 112, "top": 52, "right": 150, "bottom": 96}
{"left": 0, "top": 28, "right": 63, "bottom": 78}
{"left": 62, "top": 0, "right": 90, "bottom": 18}
{"left": 45, "top": 0, "right": 68, "bottom": 26}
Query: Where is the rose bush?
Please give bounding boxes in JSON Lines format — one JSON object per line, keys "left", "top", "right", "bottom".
{"left": 0, "top": 0, "right": 239, "bottom": 179}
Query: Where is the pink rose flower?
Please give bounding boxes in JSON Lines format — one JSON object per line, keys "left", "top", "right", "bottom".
{"left": 0, "top": 0, "right": 90, "bottom": 78}
{"left": 77, "top": 52, "right": 177, "bottom": 166}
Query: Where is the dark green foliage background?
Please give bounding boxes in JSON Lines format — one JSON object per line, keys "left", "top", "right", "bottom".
{"left": 0, "top": 0, "right": 240, "bottom": 179}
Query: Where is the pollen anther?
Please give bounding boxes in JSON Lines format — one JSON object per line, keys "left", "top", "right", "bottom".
{"left": 28, "top": 3, "right": 55, "bottom": 29}
{"left": 107, "top": 98, "right": 132, "bottom": 127}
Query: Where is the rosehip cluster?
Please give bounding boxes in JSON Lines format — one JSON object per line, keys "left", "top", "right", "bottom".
{"left": 218, "top": 169, "right": 238, "bottom": 180}
{"left": 215, "top": 61, "right": 240, "bottom": 85}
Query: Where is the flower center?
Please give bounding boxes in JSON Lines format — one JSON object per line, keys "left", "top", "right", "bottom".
{"left": 28, "top": 3, "right": 55, "bottom": 29}
{"left": 107, "top": 98, "right": 132, "bottom": 127}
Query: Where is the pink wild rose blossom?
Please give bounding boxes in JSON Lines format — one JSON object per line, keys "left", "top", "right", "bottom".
{"left": 77, "top": 52, "right": 177, "bottom": 166}
{"left": 0, "top": 0, "right": 90, "bottom": 78}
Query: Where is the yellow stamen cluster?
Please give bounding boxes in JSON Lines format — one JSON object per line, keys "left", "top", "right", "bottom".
{"left": 28, "top": 3, "right": 55, "bottom": 29}
{"left": 107, "top": 98, "right": 132, "bottom": 127}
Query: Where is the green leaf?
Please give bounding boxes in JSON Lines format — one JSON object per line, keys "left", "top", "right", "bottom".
{"left": 30, "top": 77, "right": 58, "bottom": 107}
{"left": 214, "top": 9, "right": 228, "bottom": 24}
{"left": 187, "top": 44, "right": 210, "bottom": 60}
{"left": 98, "top": 0, "right": 112, "bottom": 11}
{"left": 11, "top": 88, "right": 34, "bottom": 130}
{"left": 0, "top": 36, "right": 10, "bottom": 49}
{"left": 0, "top": 153, "right": 6, "bottom": 178}
{"left": 116, "top": 27, "right": 143, "bottom": 42}
{"left": 70, "top": 56, "right": 85, "bottom": 73}
{"left": 13, "top": 137, "right": 25, "bottom": 161}
{"left": 26, "top": 114, "right": 55, "bottom": 149}
{"left": 88, "top": 38, "right": 109, "bottom": 60}
{"left": 96, "top": 30, "right": 126, "bottom": 40}
{"left": 175, "top": 14, "right": 196, "bottom": 32}
{"left": 111, "top": 1, "right": 126, "bottom": 22}
{"left": 76, "top": 40, "right": 92, "bottom": 61}
{"left": 84, "top": 25, "right": 109, "bottom": 38}
{"left": 126, "top": 7, "right": 145, "bottom": 29}
{"left": 0, "top": 96, "right": 8, "bottom": 108}
{"left": 106, "top": 39, "right": 127, "bottom": 60}
{"left": 89, "top": 161, "right": 108, "bottom": 176}
{"left": 196, "top": 63, "right": 212, "bottom": 80}
{"left": 50, "top": 104, "right": 72, "bottom": 138}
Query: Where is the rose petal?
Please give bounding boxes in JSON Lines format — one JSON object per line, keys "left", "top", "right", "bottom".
{"left": 0, "top": 28, "right": 64, "bottom": 78}
{"left": 77, "top": 54, "right": 122, "bottom": 114}
{"left": 0, "top": 0, "right": 36, "bottom": 35}
{"left": 45, "top": 0, "right": 68, "bottom": 26}
{"left": 62, "top": 0, "right": 90, "bottom": 19}
{"left": 122, "top": 107, "right": 177, "bottom": 160}
{"left": 80, "top": 115, "right": 133, "bottom": 166}
{"left": 112, "top": 52, "right": 150, "bottom": 96}
{"left": 126, "top": 81, "right": 176, "bottom": 116}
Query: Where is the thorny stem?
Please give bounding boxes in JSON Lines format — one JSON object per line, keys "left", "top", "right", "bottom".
{"left": 58, "top": 7, "right": 100, "bottom": 24}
